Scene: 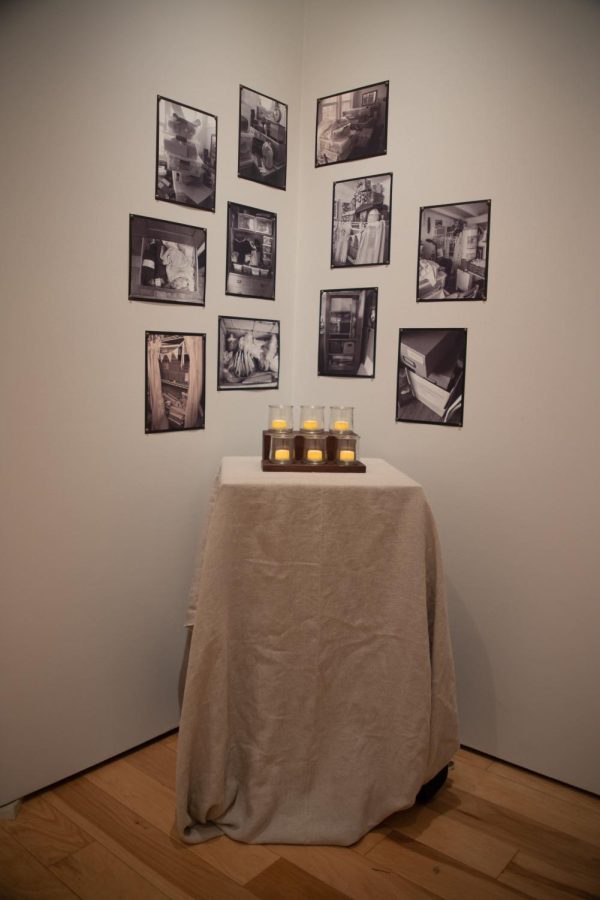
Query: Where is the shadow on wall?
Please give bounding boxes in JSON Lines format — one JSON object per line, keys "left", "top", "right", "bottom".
{"left": 446, "top": 579, "right": 497, "bottom": 751}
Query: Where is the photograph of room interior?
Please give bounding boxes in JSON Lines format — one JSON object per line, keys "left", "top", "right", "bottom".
{"left": 319, "top": 288, "right": 377, "bottom": 377}
{"left": 218, "top": 316, "right": 279, "bottom": 390}
{"left": 417, "top": 200, "right": 490, "bottom": 301}
{"left": 331, "top": 174, "right": 391, "bottom": 267}
{"left": 238, "top": 86, "right": 287, "bottom": 190}
{"left": 155, "top": 96, "right": 217, "bottom": 212}
{"left": 316, "top": 81, "right": 388, "bottom": 166}
{"left": 397, "top": 328, "right": 467, "bottom": 426}
{"left": 129, "top": 215, "right": 206, "bottom": 306}
{"left": 145, "top": 332, "right": 205, "bottom": 433}
{"left": 226, "top": 202, "right": 276, "bottom": 299}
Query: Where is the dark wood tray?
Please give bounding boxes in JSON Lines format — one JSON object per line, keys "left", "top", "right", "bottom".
{"left": 261, "top": 460, "right": 366, "bottom": 473}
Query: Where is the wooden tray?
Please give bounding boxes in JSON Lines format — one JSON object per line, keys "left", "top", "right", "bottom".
{"left": 261, "top": 460, "right": 366, "bottom": 473}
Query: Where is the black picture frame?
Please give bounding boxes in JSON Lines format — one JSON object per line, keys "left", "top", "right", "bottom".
{"left": 155, "top": 95, "right": 217, "bottom": 212}
{"left": 396, "top": 328, "right": 467, "bottom": 427}
{"left": 238, "top": 85, "right": 287, "bottom": 191}
{"left": 331, "top": 173, "right": 392, "bottom": 268}
{"left": 129, "top": 214, "right": 206, "bottom": 306}
{"left": 417, "top": 200, "right": 491, "bottom": 301}
{"left": 315, "top": 80, "right": 389, "bottom": 168}
{"left": 318, "top": 288, "right": 377, "bottom": 378}
{"left": 225, "top": 202, "right": 277, "bottom": 300}
{"left": 145, "top": 331, "right": 206, "bottom": 433}
{"left": 217, "top": 316, "right": 280, "bottom": 391}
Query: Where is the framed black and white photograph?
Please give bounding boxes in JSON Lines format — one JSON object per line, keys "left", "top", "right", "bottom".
{"left": 417, "top": 200, "right": 490, "bottom": 301}
{"left": 145, "top": 331, "right": 206, "bottom": 433}
{"left": 217, "top": 316, "right": 279, "bottom": 390}
{"left": 238, "top": 85, "right": 287, "bottom": 190}
{"left": 319, "top": 288, "right": 377, "bottom": 378}
{"left": 155, "top": 96, "right": 217, "bottom": 212}
{"left": 225, "top": 202, "right": 276, "bottom": 299}
{"left": 396, "top": 328, "right": 467, "bottom": 426}
{"left": 331, "top": 173, "right": 392, "bottom": 267}
{"left": 315, "top": 81, "right": 388, "bottom": 167}
{"left": 129, "top": 215, "right": 206, "bottom": 306}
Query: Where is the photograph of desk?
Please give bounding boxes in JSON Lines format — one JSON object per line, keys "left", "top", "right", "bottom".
{"left": 177, "top": 457, "right": 459, "bottom": 845}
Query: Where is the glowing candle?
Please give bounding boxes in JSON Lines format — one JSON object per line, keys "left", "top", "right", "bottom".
{"left": 303, "top": 419, "right": 319, "bottom": 430}
{"left": 271, "top": 418, "right": 288, "bottom": 430}
{"left": 333, "top": 419, "right": 349, "bottom": 431}
{"left": 274, "top": 448, "right": 290, "bottom": 461}
{"left": 339, "top": 449, "right": 355, "bottom": 462}
{"left": 306, "top": 449, "right": 323, "bottom": 462}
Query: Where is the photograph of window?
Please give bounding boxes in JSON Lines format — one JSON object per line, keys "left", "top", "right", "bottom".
{"left": 155, "top": 96, "right": 217, "bottom": 212}
{"left": 319, "top": 288, "right": 377, "bottom": 378}
{"left": 417, "top": 200, "right": 490, "bottom": 301}
{"left": 331, "top": 174, "right": 392, "bottom": 267}
{"left": 396, "top": 328, "right": 467, "bottom": 426}
{"left": 218, "top": 317, "right": 279, "bottom": 391}
{"left": 129, "top": 215, "right": 206, "bottom": 306}
{"left": 238, "top": 86, "right": 287, "bottom": 190}
{"left": 145, "top": 332, "right": 206, "bottom": 433}
{"left": 225, "top": 202, "right": 276, "bottom": 299}
{"left": 315, "top": 81, "right": 388, "bottom": 167}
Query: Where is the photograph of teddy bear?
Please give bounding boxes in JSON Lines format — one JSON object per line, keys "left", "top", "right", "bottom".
{"left": 129, "top": 214, "right": 206, "bottom": 306}
{"left": 155, "top": 95, "right": 217, "bottom": 212}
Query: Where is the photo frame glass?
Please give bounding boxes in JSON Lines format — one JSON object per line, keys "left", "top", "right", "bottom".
{"left": 315, "top": 81, "right": 388, "bottom": 167}
{"left": 331, "top": 173, "right": 392, "bottom": 267}
{"left": 396, "top": 328, "right": 467, "bottom": 426}
{"left": 319, "top": 288, "right": 377, "bottom": 378}
{"left": 129, "top": 215, "right": 206, "bottom": 306}
{"left": 238, "top": 86, "right": 287, "bottom": 190}
{"left": 417, "top": 200, "right": 490, "bottom": 301}
{"left": 226, "top": 202, "right": 276, "bottom": 299}
{"left": 156, "top": 96, "right": 217, "bottom": 212}
{"left": 145, "top": 332, "right": 206, "bottom": 433}
{"left": 218, "top": 316, "right": 280, "bottom": 390}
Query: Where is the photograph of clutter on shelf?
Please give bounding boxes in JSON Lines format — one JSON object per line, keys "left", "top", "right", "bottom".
{"left": 155, "top": 95, "right": 217, "bottom": 212}
{"left": 238, "top": 85, "right": 287, "bottom": 190}
{"left": 315, "top": 81, "right": 388, "bottom": 167}
{"left": 225, "top": 202, "right": 276, "bottom": 299}
{"left": 331, "top": 173, "right": 392, "bottom": 267}
{"left": 145, "top": 332, "right": 206, "bottom": 434}
{"left": 217, "top": 316, "right": 279, "bottom": 391}
{"left": 318, "top": 288, "right": 377, "bottom": 378}
{"left": 129, "top": 215, "right": 206, "bottom": 306}
{"left": 396, "top": 328, "right": 467, "bottom": 426}
{"left": 417, "top": 200, "right": 490, "bottom": 301}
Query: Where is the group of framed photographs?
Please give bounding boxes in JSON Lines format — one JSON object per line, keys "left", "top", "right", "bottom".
{"left": 139, "top": 78, "right": 489, "bottom": 435}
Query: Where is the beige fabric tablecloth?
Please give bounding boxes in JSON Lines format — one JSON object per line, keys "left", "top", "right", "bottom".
{"left": 176, "top": 457, "right": 459, "bottom": 845}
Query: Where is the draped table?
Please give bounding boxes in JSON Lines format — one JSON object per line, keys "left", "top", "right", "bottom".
{"left": 176, "top": 457, "right": 459, "bottom": 845}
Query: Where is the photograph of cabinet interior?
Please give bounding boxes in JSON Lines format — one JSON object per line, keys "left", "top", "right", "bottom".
{"left": 417, "top": 200, "right": 490, "bottom": 301}
{"left": 238, "top": 86, "right": 287, "bottom": 190}
{"left": 396, "top": 328, "right": 467, "bottom": 426}
{"left": 145, "top": 332, "right": 206, "bottom": 433}
{"left": 155, "top": 96, "right": 217, "bottom": 212}
{"left": 331, "top": 173, "right": 392, "bottom": 267}
{"left": 129, "top": 214, "right": 206, "bottom": 306}
{"left": 315, "top": 81, "right": 389, "bottom": 167}
{"left": 226, "top": 202, "right": 276, "bottom": 299}
{"left": 319, "top": 288, "right": 377, "bottom": 377}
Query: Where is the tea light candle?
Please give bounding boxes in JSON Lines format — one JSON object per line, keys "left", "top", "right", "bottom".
{"left": 274, "top": 448, "right": 290, "bottom": 461}
{"left": 303, "top": 419, "right": 319, "bottom": 430}
{"left": 333, "top": 419, "right": 350, "bottom": 431}
{"left": 306, "top": 449, "right": 323, "bottom": 462}
{"left": 271, "top": 418, "right": 288, "bottom": 430}
{"left": 339, "top": 449, "right": 355, "bottom": 462}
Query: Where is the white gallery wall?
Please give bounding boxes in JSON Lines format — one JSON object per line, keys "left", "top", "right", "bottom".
{"left": 1, "top": 0, "right": 599, "bottom": 806}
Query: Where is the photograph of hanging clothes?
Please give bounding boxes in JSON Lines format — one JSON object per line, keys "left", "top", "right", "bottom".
{"left": 217, "top": 317, "right": 279, "bottom": 391}
{"left": 331, "top": 174, "right": 392, "bottom": 268}
{"left": 417, "top": 200, "right": 490, "bottom": 301}
{"left": 145, "top": 332, "right": 206, "bottom": 433}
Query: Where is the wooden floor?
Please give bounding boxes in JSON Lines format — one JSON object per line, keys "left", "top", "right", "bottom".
{"left": 1, "top": 734, "right": 599, "bottom": 899}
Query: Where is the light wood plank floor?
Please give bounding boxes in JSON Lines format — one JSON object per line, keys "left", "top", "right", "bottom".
{"left": 1, "top": 734, "right": 599, "bottom": 899}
